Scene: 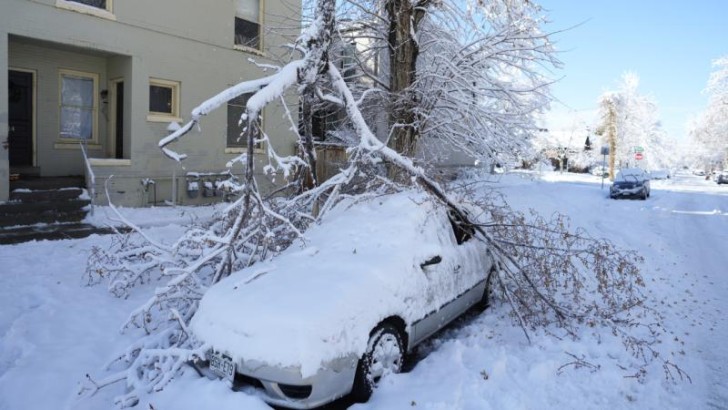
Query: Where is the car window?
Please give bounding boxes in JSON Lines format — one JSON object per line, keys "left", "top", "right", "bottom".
{"left": 616, "top": 169, "right": 645, "bottom": 181}
{"left": 448, "top": 210, "right": 474, "bottom": 245}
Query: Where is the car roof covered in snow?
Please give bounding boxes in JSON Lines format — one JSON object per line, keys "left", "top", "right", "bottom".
{"left": 190, "top": 190, "right": 485, "bottom": 376}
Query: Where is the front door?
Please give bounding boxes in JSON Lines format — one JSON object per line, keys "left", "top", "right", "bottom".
{"left": 113, "top": 80, "right": 124, "bottom": 159}
{"left": 8, "top": 70, "right": 34, "bottom": 167}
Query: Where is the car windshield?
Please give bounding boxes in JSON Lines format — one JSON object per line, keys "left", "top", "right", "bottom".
{"left": 616, "top": 169, "right": 644, "bottom": 182}
{"left": 616, "top": 174, "right": 639, "bottom": 182}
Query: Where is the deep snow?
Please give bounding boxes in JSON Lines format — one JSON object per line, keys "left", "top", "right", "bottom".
{"left": 0, "top": 171, "right": 726, "bottom": 410}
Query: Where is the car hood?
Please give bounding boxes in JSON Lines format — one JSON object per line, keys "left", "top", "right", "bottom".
{"left": 190, "top": 191, "right": 469, "bottom": 376}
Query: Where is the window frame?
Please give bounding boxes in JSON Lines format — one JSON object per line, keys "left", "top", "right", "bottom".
{"left": 57, "top": 69, "right": 99, "bottom": 144}
{"left": 147, "top": 78, "right": 182, "bottom": 123}
{"left": 448, "top": 210, "right": 475, "bottom": 245}
{"left": 226, "top": 92, "right": 264, "bottom": 153}
{"left": 234, "top": 0, "right": 264, "bottom": 53}
{"left": 55, "top": 0, "right": 115, "bottom": 20}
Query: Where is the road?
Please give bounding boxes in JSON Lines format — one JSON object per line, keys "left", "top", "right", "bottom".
{"left": 458, "top": 171, "right": 728, "bottom": 409}
{"left": 651, "top": 174, "right": 728, "bottom": 408}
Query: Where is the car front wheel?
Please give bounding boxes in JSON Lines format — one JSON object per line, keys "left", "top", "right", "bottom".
{"left": 351, "top": 323, "right": 405, "bottom": 402}
{"left": 476, "top": 265, "right": 496, "bottom": 311}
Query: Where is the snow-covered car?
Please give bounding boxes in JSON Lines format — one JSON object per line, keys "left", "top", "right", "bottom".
{"left": 717, "top": 172, "right": 728, "bottom": 185}
{"left": 591, "top": 165, "right": 608, "bottom": 177}
{"left": 189, "top": 191, "right": 494, "bottom": 409}
{"left": 649, "top": 169, "right": 670, "bottom": 180}
{"left": 610, "top": 168, "right": 651, "bottom": 200}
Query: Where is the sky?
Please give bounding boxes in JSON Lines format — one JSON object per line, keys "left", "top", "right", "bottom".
{"left": 538, "top": 0, "right": 728, "bottom": 145}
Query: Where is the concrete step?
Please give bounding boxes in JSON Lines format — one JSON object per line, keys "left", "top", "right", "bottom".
{"left": 9, "top": 188, "right": 85, "bottom": 202}
{"left": 0, "top": 198, "right": 90, "bottom": 214}
{"left": 0, "top": 223, "right": 128, "bottom": 245}
{"left": 0, "top": 177, "right": 98, "bottom": 243}
{"left": 0, "top": 207, "right": 89, "bottom": 227}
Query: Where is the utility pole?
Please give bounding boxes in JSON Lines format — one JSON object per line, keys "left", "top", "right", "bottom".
{"left": 604, "top": 98, "right": 618, "bottom": 180}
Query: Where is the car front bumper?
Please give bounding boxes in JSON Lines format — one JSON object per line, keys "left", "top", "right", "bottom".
{"left": 610, "top": 186, "right": 645, "bottom": 197}
{"left": 191, "top": 353, "right": 359, "bottom": 409}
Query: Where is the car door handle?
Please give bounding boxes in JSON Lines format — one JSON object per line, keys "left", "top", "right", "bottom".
{"left": 420, "top": 255, "right": 442, "bottom": 268}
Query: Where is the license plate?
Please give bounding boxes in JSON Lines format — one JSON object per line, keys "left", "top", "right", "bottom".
{"left": 209, "top": 352, "right": 235, "bottom": 380}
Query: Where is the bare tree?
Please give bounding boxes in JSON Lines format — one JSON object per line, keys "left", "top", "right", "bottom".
{"left": 328, "top": 0, "right": 559, "bottom": 170}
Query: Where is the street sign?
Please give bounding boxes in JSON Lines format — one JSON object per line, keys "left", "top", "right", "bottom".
{"left": 600, "top": 146, "right": 609, "bottom": 155}
{"left": 635, "top": 152, "right": 644, "bottom": 160}
{"left": 633, "top": 146, "right": 644, "bottom": 153}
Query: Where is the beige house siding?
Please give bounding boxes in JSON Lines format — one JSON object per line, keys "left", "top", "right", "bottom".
{"left": 0, "top": 0, "right": 301, "bottom": 206}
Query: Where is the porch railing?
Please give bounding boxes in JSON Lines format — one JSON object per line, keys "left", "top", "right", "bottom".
{"left": 79, "top": 141, "right": 96, "bottom": 215}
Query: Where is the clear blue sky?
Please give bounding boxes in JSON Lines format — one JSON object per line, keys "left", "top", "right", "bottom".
{"left": 539, "top": 0, "right": 728, "bottom": 141}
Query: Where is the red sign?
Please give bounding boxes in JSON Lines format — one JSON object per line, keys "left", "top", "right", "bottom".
{"left": 635, "top": 152, "right": 644, "bottom": 160}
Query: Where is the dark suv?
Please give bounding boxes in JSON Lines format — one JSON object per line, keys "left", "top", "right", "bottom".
{"left": 610, "top": 168, "right": 651, "bottom": 200}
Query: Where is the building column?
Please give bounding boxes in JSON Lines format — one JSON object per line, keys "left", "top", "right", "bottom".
{"left": 0, "top": 31, "right": 9, "bottom": 202}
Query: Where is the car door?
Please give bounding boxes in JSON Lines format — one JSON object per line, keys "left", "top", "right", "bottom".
{"left": 410, "top": 211, "right": 489, "bottom": 345}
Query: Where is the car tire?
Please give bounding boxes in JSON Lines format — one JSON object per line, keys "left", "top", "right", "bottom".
{"left": 476, "top": 265, "right": 496, "bottom": 311}
{"left": 641, "top": 190, "right": 647, "bottom": 200}
{"left": 351, "top": 323, "right": 405, "bottom": 403}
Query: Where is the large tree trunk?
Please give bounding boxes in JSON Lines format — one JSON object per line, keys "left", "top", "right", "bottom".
{"left": 385, "top": 0, "right": 428, "bottom": 162}
{"left": 298, "top": 87, "right": 319, "bottom": 191}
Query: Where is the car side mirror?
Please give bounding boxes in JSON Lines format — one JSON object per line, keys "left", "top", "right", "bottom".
{"left": 420, "top": 255, "right": 442, "bottom": 269}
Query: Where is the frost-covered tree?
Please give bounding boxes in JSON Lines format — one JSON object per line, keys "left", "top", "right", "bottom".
{"left": 327, "top": 0, "right": 558, "bottom": 170}
{"left": 597, "top": 73, "right": 675, "bottom": 174}
{"left": 690, "top": 56, "right": 728, "bottom": 169}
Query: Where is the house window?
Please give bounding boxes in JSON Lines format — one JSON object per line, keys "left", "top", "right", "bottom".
{"left": 59, "top": 70, "right": 98, "bottom": 141}
{"left": 69, "top": 0, "right": 107, "bottom": 9}
{"left": 147, "top": 78, "right": 180, "bottom": 122}
{"left": 227, "top": 93, "right": 261, "bottom": 149}
{"left": 235, "top": 0, "right": 261, "bottom": 50}
{"left": 340, "top": 41, "right": 358, "bottom": 79}
{"left": 55, "top": 0, "right": 114, "bottom": 18}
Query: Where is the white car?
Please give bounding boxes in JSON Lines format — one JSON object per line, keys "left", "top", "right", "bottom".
{"left": 649, "top": 169, "right": 670, "bottom": 180}
{"left": 189, "top": 191, "right": 494, "bottom": 408}
{"left": 591, "top": 165, "right": 608, "bottom": 177}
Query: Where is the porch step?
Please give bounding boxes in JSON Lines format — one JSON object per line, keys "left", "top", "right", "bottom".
{"left": 10, "top": 187, "right": 86, "bottom": 202}
{"left": 0, "top": 177, "right": 96, "bottom": 243}
{"left": 0, "top": 223, "right": 125, "bottom": 245}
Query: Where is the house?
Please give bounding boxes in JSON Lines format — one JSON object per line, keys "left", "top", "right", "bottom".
{"left": 0, "top": 0, "right": 300, "bottom": 206}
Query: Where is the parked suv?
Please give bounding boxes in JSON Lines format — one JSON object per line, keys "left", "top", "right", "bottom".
{"left": 610, "top": 168, "right": 651, "bottom": 200}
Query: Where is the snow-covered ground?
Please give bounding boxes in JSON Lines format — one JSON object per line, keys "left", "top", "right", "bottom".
{"left": 1, "top": 171, "right": 726, "bottom": 410}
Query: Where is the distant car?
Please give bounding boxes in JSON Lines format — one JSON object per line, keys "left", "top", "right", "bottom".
{"left": 189, "top": 191, "right": 494, "bottom": 409}
{"left": 591, "top": 165, "right": 608, "bottom": 177}
{"left": 610, "top": 168, "right": 651, "bottom": 200}
{"left": 693, "top": 169, "right": 706, "bottom": 176}
{"left": 649, "top": 169, "right": 670, "bottom": 180}
{"left": 717, "top": 172, "right": 728, "bottom": 185}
